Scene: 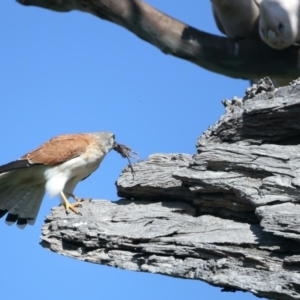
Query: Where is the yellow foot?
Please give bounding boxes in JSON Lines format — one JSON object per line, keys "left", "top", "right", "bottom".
{"left": 60, "top": 191, "right": 84, "bottom": 215}
{"left": 69, "top": 193, "right": 92, "bottom": 203}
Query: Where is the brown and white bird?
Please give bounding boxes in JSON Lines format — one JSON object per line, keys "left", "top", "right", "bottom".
{"left": 0, "top": 132, "right": 116, "bottom": 229}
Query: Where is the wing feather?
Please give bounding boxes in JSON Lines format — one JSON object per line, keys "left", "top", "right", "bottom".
{"left": 0, "top": 186, "right": 24, "bottom": 209}
{"left": 0, "top": 160, "right": 35, "bottom": 174}
{"left": 4, "top": 188, "right": 29, "bottom": 215}
{"left": 0, "top": 172, "right": 17, "bottom": 190}
{"left": 0, "top": 185, "right": 18, "bottom": 207}
{"left": 7, "top": 187, "right": 33, "bottom": 216}
{"left": 3, "top": 188, "right": 27, "bottom": 225}
{"left": 0, "top": 185, "right": 45, "bottom": 228}
{"left": 0, "top": 183, "right": 30, "bottom": 225}
{"left": 26, "top": 186, "right": 45, "bottom": 225}
{"left": 20, "top": 133, "right": 93, "bottom": 165}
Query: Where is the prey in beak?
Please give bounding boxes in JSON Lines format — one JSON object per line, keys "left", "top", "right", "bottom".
{"left": 113, "top": 142, "right": 139, "bottom": 175}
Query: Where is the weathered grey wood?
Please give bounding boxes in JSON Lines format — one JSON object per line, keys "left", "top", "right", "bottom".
{"left": 256, "top": 203, "right": 300, "bottom": 242}
{"left": 41, "top": 78, "right": 300, "bottom": 299}
{"left": 17, "top": 0, "right": 300, "bottom": 83}
{"left": 117, "top": 153, "right": 194, "bottom": 202}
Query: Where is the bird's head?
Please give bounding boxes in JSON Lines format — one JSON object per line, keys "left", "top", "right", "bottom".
{"left": 92, "top": 132, "right": 116, "bottom": 154}
{"left": 258, "top": 0, "right": 298, "bottom": 50}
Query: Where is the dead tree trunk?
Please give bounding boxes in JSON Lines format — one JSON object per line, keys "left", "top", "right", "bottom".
{"left": 41, "top": 78, "right": 300, "bottom": 300}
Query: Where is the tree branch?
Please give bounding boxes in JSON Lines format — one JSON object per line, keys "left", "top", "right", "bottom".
{"left": 18, "top": 0, "right": 300, "bottom": 82}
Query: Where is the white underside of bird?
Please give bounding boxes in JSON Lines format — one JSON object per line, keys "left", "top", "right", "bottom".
{"left": 255, "top": 0, "right": 300, "bottom": 50}
{"left": 45, "top": 148, "right": 104, "bottom": 197}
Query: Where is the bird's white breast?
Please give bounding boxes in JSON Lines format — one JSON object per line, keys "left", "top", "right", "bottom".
{"left": 44, "top": 147, "right": 105, "bottom": 197}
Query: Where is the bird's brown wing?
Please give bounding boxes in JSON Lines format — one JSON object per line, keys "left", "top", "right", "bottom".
{"left": 20, "top": 133, "right": 92, "bottom": 166}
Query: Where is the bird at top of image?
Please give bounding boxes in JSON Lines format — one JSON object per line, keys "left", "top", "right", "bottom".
{"left": 210, "top": 0, "right": 260, "bottom": 39}
{"left": 210, "top": 0, "right": 297, "bottom": 87}
{"left": 211, "top": 0, "right": 300, "bottom": 51}
{"left": 254, "top": 0, "right": 300, "bottom": 50}
{"left": 0, "top": 132, "right": 137, "bottom": 229}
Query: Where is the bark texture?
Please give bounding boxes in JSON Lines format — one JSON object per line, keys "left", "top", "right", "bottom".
{"left": 18, "top": 0, "right": 300, "bottom": 83}
{"left": 41, "top": 78, "right": 300, "bottom": 299}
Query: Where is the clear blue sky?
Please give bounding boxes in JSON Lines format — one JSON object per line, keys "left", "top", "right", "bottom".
{"left": 1, "top": 1, "right": 263, "bottom": 299}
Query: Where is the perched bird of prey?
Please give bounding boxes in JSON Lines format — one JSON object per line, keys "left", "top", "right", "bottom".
{"left": 0, "top": 132, "right": 135, "bottom": 229}
{"left": 211, "top": 0, "right": 260, "bottom": 39}
{"left": 255, "top": 0, "right": 300, "bottom": 50}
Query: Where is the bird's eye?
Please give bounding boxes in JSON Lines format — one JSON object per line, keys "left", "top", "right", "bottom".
{"left": 278, "top": 23, "right": 284, "bottom": 33}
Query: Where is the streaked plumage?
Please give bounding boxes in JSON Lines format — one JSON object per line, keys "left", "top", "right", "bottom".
{"left": 0, "top": 132, "right": 115, "bottom": 229}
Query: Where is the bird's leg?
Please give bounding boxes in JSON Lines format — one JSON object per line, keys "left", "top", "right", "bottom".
{"left": 60, "top": 191, "right": 82, "bottom": 215}
{"left": 65, "top": 192, "right": 92, "bottom": 203}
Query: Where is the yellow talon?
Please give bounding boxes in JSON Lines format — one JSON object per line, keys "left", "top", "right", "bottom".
{"left": 67, "top": 192, "right": 92, "bottom": 203}
{"left": 60, "top": 191, "right": 82, "bottom": 215}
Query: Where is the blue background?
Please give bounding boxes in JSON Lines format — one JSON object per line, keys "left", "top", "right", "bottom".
{"left": 1, "top": 1, "right": 263, "bottom": 299}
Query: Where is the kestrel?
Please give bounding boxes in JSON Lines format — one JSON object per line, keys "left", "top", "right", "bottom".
{"left": 0, "top": 132, "right": 135, "bottom": 229}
